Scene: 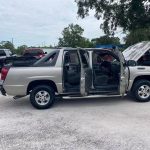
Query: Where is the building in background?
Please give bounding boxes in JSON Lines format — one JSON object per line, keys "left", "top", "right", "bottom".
{"left": 96, "top": 44, "right": 124, "bottom": 49}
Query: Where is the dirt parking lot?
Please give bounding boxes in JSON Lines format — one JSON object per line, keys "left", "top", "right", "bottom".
{"left": 0, "top": 95, "right": 150, "bottom": 150}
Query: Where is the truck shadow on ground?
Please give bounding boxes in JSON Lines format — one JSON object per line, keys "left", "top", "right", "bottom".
{"left": 2, "top": 95, "right": 135, "bottom": 110}
{"left": 54, "top": 96, "right": 134, "bottom": 108}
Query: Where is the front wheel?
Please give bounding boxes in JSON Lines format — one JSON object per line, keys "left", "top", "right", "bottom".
{"left": 132, "top": 80, "right": 150, "bottom": 102}
{"left": 30, "top": 85, "right": 55, "bottom": 109}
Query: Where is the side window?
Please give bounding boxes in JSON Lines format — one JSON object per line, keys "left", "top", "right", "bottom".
{"left": 70, "top": 52, "right": 80, "bottom": 64}
{"left": 34, "top": 50, "right": 59, "bottom": 67}
{"left": 42, "top": 52, "right": 59, "bottom": 66}
{"left": 93, "top": 52, "right": 119, "bottom": 64}
{"left": 45, "top": 53, "right": 56, "bottom": 63}
{"left": 38, "top": 52, "right": 58, "bottom": 66}
{"left": 64, "top": 51, "right": 80, "bottom": 65}
{"left": 79, "top": 50, "right": 89, "bottom": 68}
{"left": 0, "top": 50, "right": 6, "bottom": 56}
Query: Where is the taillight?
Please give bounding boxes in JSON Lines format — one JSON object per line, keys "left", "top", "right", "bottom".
{"left": 1, "top": 67, "right": 9, "bottom": 80}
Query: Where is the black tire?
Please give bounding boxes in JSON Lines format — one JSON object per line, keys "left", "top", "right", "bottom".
{"left": 30, "top": 85, "right": 55, "bottom": 109}
{"left": 132, "top": 80, "right": 150, "bottom": 102}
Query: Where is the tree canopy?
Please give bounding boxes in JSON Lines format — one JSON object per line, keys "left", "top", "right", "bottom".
{"left": 125, "top": 28, "right": 150, "bottom": 46}
{"left": 0, "top": 41, "right": 15, "bottom": 51}
{"left": 75, "top": 0, "right": 150, "bottom": 35}
{"left": 58, "top": 24, "right": 93, "bottom": 48}
{"left": 16, "top": 45, "right": 28, "bottom": 55}
{"left": 92, "top": 35, "right": 120, "bottom": 46}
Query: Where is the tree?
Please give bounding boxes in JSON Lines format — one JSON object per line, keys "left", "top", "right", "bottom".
{"left": 58, "top": 24, "right": 93, "bottom": 48}
{"left": 92, "top": 35, "right": 120, "bottom": 46}
{"left": 75, "top": 0, "right": 150, "bottom": 35}
{"left": 0, "top": 41, "right": 15, "bottom": 51}
{"left": 125, "top": 28, "right": 150, "bottom": 46}
{"left": 81, "top": 38, "right": 94, "bottom": 48}
{"left": 16, "top": 45, "right": 28, "bottom": 55}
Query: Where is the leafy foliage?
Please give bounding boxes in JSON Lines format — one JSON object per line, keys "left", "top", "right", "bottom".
{"left": 0, "top": 41, "right": 28, "bottom": 55}
{"left": 92, "top": 35, "right": 120, "bottom": 46}
{"left": 58, "top": 24, "right": 93, "bottom": 48}
{"left": 75, "top": 0, "right": 150, "bottom": 35}
{"left": 16, "top": 45, "right": 28, "bottom": 55}
{"left": 0, "top": 41, "right": 15, "bottom": 52}
{"left": 125, "top": 28, "right": 150, "bottom": 46}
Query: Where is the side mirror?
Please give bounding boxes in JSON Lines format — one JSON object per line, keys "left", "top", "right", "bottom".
{"left": 126, "top": 60, "right": 137, "bottom": 66}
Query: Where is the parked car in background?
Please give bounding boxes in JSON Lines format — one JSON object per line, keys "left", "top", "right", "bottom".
{"left": 0, "top": 48, "right": 45, "bottom": 71}
{"left": 23, "top": 48, "right": 46, "bottom": 59}
{"left": 0, "top": 49, "right": 16, "bottom": 71}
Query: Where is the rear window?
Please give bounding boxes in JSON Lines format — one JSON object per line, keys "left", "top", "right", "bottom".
{"left": 0, "top": 50, "right": 6, "bottom": 56}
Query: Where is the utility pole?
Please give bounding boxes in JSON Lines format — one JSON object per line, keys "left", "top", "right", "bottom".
{"left": 11, "top": 38, "right": 14, "bottom": 45}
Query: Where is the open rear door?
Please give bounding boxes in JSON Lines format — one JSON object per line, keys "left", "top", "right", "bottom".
{"left": 78, "top": 49, "right": 92, "bottom": 96}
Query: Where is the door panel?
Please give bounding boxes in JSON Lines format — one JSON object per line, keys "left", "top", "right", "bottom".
{"left": 116, "top": 50, "right": 127, "bottom": 95}
{"left": 84, "top": 67, "right": 92, "bottom": 92}
{"left": 78, "top": 50, "right": 92, "bottom": 96}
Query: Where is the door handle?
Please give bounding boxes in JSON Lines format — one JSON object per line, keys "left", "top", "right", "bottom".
{"left": 137, "top": 67, "right": 145, "bottom": 70}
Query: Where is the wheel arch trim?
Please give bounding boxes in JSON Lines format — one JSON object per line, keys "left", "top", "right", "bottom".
{"left": 27, "top": 80, "right": 58, "bottom": 95}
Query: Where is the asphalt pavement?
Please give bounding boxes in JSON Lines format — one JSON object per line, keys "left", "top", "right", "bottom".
{"left": 0, "top": 94, "right": 150, "bottom": 150}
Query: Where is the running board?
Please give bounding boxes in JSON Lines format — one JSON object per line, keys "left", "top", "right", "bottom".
{"left": 63, "top": 94, "right": 125, "bottom": 99}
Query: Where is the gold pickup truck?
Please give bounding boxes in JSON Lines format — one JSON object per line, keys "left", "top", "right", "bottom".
{"left": 0, "top": 41, "right": 150, "bottom": 109}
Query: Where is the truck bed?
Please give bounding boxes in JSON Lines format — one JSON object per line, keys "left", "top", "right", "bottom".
{"left": 4, "top": 56, "right": 38, "bottom": 67}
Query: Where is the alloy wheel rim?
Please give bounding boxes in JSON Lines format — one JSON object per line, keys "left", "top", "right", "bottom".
{"left": 138, "top": 85, "right": 150, "bottom": 99}
{"left": 35, "top": 90, "right": 51, "bottom": 106}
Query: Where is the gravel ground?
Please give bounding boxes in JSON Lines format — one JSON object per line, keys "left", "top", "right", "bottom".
{"left": 0, "top": 95, "right": 150, "bottom": 150}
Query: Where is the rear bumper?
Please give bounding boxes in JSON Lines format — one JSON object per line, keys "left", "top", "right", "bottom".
{"left": 0, "top": 80, "right": 6, "bottom": 96}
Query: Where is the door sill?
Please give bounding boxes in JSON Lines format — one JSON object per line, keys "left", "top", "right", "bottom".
{"left": 63, "top": 94, "right": 123, "bottom": 99}
{"left": 89, "top": 89, "right": 119, "bottom": 95}
{"left": 94, "top": 85, "right": 119, "bottom": 91}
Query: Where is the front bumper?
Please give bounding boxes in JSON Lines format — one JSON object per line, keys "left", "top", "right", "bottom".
{"left": 0, "top": 80, "right": 6, "bottom": 96}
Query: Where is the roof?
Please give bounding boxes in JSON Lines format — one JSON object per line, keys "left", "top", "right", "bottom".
{"left": 96, "top": 44, "right": 124, "bottom": 49}
{"left": 60, "top": 48, "right": 113, "bottom": 52}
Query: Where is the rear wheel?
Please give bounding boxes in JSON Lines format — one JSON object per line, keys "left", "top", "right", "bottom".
{"left": 30, "top": 85, "right": 55, "bottom": 109}
{"left": 132, "top": 80, "right": 150, "bottom": 102}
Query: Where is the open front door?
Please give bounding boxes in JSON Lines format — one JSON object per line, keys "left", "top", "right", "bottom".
{"left": 120, "top": 61, "right": 126, "bottom": 96}
{"left": 114, "top": 48, "right": 127, "bottom": 96}
{"left": 78, "top": 50, "right": 92, "bottom": 96}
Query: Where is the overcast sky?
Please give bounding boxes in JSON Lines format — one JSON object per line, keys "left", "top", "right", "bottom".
{"left": 0, "top": 0, "right": 123, "bottom": 47}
